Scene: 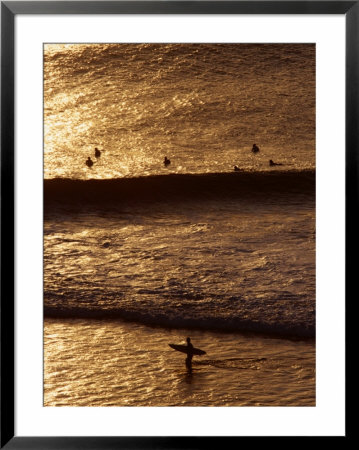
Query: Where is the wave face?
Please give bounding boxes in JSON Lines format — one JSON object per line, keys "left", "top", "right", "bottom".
{"left": 44, "top": 170, "right": 315, "bottom": 206}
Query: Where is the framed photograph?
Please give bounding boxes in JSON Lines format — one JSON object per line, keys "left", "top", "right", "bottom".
{"left": 1, "top": 1, "right": 353, "bottom": 447}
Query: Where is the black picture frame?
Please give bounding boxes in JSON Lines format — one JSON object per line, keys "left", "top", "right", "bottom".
{"left": 1, "top": 1, "right": 354, "bottom": 447}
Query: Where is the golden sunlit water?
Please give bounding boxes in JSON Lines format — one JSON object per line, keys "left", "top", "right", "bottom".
{"left": 44, "top": 43, "right": 315, "bottom": 179}
{"left": 44, "top": 319, "right": 315, "bottom": 406}
{"left": 44, "top": 44, "right": 315, "bottom": 407}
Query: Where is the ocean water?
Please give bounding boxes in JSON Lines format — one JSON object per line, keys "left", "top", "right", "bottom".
{"left": 44, "top": 44, "right": 315, "bottom": 406}
{"left": 44, "top": 43, "right": 315, "bottom": 179}
{"left": 44, "top": 319, "right": 315, "bottom": 407}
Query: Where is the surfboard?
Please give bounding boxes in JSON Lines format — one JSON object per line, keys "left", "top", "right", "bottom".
{"left": 169, "top": 344, "right": 206, "bottom": 356}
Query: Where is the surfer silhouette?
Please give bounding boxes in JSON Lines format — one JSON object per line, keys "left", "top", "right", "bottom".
{"left": 185, "top": 337, "right": 194, "bottom": 372}
{"left": 94, "top": 147, "right": 101, "bottom": 158}
{"left": 252, "top": 143, "right": 260, "bottom": 153}
{"left": 164, "top": 156, "right": 171, "bottom": 166}
{"left": 269, "top": 159, "right": 283, "bottom": 166}
{"left": 168, "top": 338, "right": 205, "bottom": 373}
{"left": 86, "top": 157, "right": 94, "bottom": 167}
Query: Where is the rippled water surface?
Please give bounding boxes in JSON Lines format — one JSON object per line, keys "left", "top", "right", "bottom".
{"left": 44, "top": 318, "right": 315, "bottom": 407}
{"left": 44, "top": 43, "right": 315, "bottom": 406}
{"left": 44, "top": 44, "right": 315, "bottom": 179}
{"left": 44, "top": 195, "right": 315, "bottom": 337}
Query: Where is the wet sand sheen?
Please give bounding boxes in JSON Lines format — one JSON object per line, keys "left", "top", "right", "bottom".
{"left": 44, "top": 318, "right": 315, "bottom": 407}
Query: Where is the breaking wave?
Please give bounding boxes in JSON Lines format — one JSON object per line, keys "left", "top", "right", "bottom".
{"left": 45, "top": 169, "right": 315, "bottom": 206}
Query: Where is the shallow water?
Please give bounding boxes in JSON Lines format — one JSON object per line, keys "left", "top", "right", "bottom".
{"left": 44, "top": 318, "right": 315, "bottom": 407}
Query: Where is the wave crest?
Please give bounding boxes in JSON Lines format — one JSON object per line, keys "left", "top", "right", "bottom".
{"left": 44, "top": 304, "right": 315, "bottom": 338}
{"left": 45, "top": 170, "right": 315, "bottom": 206}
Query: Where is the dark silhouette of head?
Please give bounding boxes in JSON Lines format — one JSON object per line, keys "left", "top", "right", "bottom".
{"left": 186, "top": 337, "right": 191, "bottom": 344}
{"left": 86, "top": 157, "right": 94, "bottom": 167}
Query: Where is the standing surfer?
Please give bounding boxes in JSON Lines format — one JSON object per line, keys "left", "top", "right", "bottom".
{"left": 185, "top": 337, "right": 194, "bottom": 372}
{"left": 168, "top": 338, "right": 205, "bottom": 373}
